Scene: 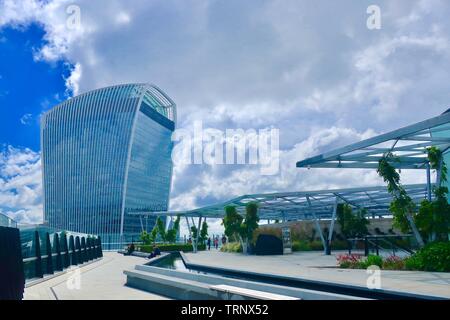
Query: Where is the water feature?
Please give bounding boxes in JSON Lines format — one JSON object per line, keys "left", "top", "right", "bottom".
{"left": 148, "top": 253, "right": 189, "bottom": 271}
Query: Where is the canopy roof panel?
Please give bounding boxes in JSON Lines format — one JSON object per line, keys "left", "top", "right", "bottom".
{"left": 128, "top": 184, "right": 432, "bottom": 220}
{"left": 297, "top": 112, "right": 450, "bottom": 169}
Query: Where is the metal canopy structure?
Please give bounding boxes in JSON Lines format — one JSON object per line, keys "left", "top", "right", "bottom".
{"left": 296, "top": 112, "right": 450, "bottom": 170}
{"left": 128, "top": 183, "right": 432, "bottom": 221}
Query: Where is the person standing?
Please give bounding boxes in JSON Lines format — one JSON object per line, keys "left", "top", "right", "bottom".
{"left": 221, "top": 234, "right": 227, "bottom": 246}
{"left": 207, "top": 237, "right": 211, "bottom": 250}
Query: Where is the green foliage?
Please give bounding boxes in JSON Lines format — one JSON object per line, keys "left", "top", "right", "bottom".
{"left": 363, "top": 255, "right": 383, "bottom": 268}
{"left": 190, "top": 225, "right": 198, "bottom": 239}
{"left": 166, "top": 215, "right": 181, "bottom": 243}
{"left": 220, "top": 242, "right": 242, "bottom": 253}
{"left": 241, "top": 202, "right": 260, "bottom": 242}
{"left": 382, "top": 256, "right": 406, "bottom": 270}
{"left": 406, "top": 242, "right": 450, "bottom": 272}
{"left": 222, "top": 206, "right": 244, "bottom": 241}
{"left": 199, "top": 220, "right": 209, "bottom": 243}
{"left": 336, "top": 204, "right": 369, "bottom": 238}
{"left": 427, "top": 146, "right": 447, "bottom": 182}
{"left": 389, "top": 196, "right": 415, "bottom": 233}
{"left": 140, "top": 231, "right": 151, "bottom": 245}
{"left": 377, "top": 152, "right": 416, "bottom": 233}
{"left": 415, "top": 147, "right": 450, "bottom": 241}
{"left": 150, "top": 226, "right": 158, "bottom": 244}
{"left": 292, "top": 240, "right": 312, "bottom": 251}
{"left": 337, "top": 254, "right": 382, "bottom": 269}
{"left": 377, "top": 152, "right": 401, "bottom": 194}
{"left": 156, "top": 217, "right": 166, "bottom": 243}
{"left": 337, "top": 242, "right": 450, "bottom": 271}
{"left": 222, "top": 203, "right": 260, "bottom": 254}
{"left": 404, "top": 255, "right": 423, "bottom": 271}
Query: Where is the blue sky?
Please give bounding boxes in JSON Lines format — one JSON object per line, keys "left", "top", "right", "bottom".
{"left": 1, "top": 0, "right": 450, "bottom": 234}
{"left": 0, "top": 24, "right": 70, "bottom": 151}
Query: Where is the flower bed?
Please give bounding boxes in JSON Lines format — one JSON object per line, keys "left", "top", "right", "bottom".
{"left": 336, "top": 242, "right": 450, "bottom": 272}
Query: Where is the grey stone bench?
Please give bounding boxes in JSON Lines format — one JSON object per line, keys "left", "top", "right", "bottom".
{"left": 209, "top": 284, "right": 300, "bottom": 300}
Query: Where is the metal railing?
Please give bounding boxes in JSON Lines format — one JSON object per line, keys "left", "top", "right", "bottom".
{"left": 347, "top": 234, "right": 415, "bottom": 257}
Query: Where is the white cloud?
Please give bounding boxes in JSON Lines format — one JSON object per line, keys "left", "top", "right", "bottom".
{"left": 0, "top": 0, "right": 449, "bottom": 228}
{"left": 20, "top": 113, "right": 33, "bottom": 125}
{"left": 0, "top": 146, "right": 43, "bottom": 224}
{"left": 64, "top": 62, "right": 82, "bottom": 96}
{"left": 115, "top": 12, "right": 131, "bottom": 25}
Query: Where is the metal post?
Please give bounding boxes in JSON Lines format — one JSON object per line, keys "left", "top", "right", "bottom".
{"left": 307, "top": 196, "right": 327, "bottom": 254}
{"left": 364, "top": 237, "right": 369, "bottom": 257}
{"left": 426, "top": 162, "right": 432, "bottom": 201}
{"left": 326, "top": 198, "right": 338, "bottom": 255}
{"left": 185, "top": 216, "right": 192, "bottom": 240}
{"left": 194, "top": 216, "right": 202, "bottom": 253}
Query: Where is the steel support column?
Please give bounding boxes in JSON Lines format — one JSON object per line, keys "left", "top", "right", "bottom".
{"left": 326, "top": 197, "right": 339, "bottom": 255}
{"left": 307, "top": 196, "right": 326, "bottom": 254}
{"left": 426, "top": 162, "right": 432, "bottom": 201}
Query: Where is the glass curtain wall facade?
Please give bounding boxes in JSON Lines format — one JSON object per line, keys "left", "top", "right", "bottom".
{"left": 41, "top": 84, "right": 176, "bottom": 249}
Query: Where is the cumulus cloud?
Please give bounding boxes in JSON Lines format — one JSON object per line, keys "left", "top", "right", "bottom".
{"left": 0, "top": 146, "right": 43, "bottom": 224}
{"left": 0, "top": 0, "right": 448, "bottom": 233}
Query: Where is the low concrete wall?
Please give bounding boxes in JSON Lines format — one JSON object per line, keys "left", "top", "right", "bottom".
{"left": 124, "top": 253, "right": 360, "bottom": 300}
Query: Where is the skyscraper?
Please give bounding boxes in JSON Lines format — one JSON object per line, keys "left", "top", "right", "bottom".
{"left": 41, "top": 84, "right": 176, "bottom": 248}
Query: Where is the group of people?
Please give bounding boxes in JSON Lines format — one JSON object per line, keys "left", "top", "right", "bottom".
{"left": 186, "top": 234, "right": 228, "bottom": 250}
{"left": 206, "top": 234, "right": 227, "bottom": 250}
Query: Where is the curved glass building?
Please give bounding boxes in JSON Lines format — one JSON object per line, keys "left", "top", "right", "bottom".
{"left": 41, "top": 84, "right": 176, "bottom": 249}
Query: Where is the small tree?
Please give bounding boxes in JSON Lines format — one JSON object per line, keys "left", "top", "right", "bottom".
{"left": 166, "top": 215, "right": 181, "bottom": 243}
{"left": 415, "top": 147, "right": 450, "bottom": 242}
{"left": 222, "top": 203, "right": 259, "bottom": 254}
{"left": 140, "top": 231, "right": 151, "bottom": 245}
{"left": 150, "top": 226, "right": 158, "bottom": 244}
{"left": 377, "top": 152, "right": 425, "bottom": 247}
{"left": 155, "top": 217, "right": 166, "bottom": 243}
{"left": 222, "top": 205, "right": 243, "bottom": 243}
{"left": 241, "top": 202, "right": 260, "bottom": 253}
{"left": 199, "top": 220, "right": 209, "bottom": 243}
{"left": 190, "top": 225, "right": 198, "bottom": 239}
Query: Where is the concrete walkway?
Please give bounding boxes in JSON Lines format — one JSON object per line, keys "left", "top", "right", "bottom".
{"left": 185, "top": 250, "right": 450, "bottom": 298}
{"left": 24, "top": 252, "right": 168, "bottom": 300}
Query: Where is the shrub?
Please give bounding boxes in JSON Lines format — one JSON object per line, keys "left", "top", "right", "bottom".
{"left": 220, "top": 242, "right": 242, "bottom": 253}
{"left": 292, "top": 240, "right": 311, "bottom": 252}
{"left": 309, "top": 241, "right": 324, "bottom": 251}
{"left": 336, "top": 254, "right": 364, "bottom": 269}
{"left": 337, "top": 254, "right": 384, "bottom": 269}
{"left": 404, "top": 255, "right": 423, "bottom": 271}
{"left": 362, "top": 255, "right": 383, "bottom": 268}
{"left": 407, "top": 242, "right": 450, "bottom": 272}
{"left": 383, "top": 255, "right": 405, "bottom": 270}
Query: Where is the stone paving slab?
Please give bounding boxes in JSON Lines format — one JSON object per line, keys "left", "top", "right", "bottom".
{"left": 185, "top": 250, "right": 450, "bottom": 298}
{"left": 24, "top": 252, "right": 168, "bottom": 300}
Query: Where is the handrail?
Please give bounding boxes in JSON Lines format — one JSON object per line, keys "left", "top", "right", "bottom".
{"left": 346, "top": 235, "right": 415, "bottom": 256}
